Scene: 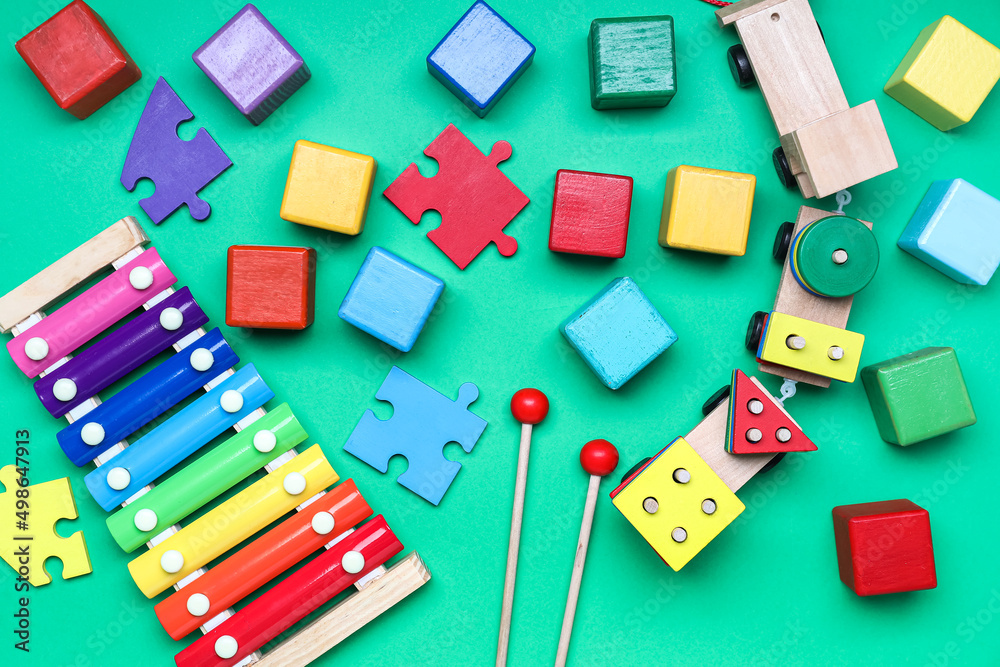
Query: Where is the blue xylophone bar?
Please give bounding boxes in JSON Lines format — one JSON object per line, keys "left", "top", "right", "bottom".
{"left": 58, "top": 328, "right": 239, "bottom": 467}
{"left": 84, "top": 363, "right": 274, "bottom": 511}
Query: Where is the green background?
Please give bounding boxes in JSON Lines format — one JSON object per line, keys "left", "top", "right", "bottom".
{"left": 1, "top": 0, "right": 999, "bottom": 665}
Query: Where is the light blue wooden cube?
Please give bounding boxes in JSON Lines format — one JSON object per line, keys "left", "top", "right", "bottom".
{"left": 339, "top": 247, "right": 444, "bottom": 352}
{"left": 427, "top": 1, "right": 535, "bottom": 118}
{"left": 898, "top": 179, "right": 1000, "bottom": 285}
{"left": 561, "top": 277, "right": 677, "bottom": 389}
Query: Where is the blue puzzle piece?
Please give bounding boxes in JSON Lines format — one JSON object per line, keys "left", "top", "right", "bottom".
{"left": 344, "top": 366, "right": 487, "bottom": 505}
{"left": 561, "top": 277, "right": 677, "bottom": 389}
{"left": 339, "top": 247, "right": 444, "bottom": 352}
{"left": 427, "top": 1, "right": 535, "bottom": 118}
{"left": 121, "top": 77, "right": 233, "bottom": 224}
{"left": 898, "top": 178, "right": 1000, "bottom": 285}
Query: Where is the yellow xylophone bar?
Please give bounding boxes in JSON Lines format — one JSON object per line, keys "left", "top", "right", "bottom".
{"left": 128, "top": 444, "right": 338, "bottom": 598}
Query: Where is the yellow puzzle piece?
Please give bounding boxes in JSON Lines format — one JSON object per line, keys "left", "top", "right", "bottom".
{"left": 280, "top": 140, "right": 378, "bottom": 235}
{"left": 759, "top": 312, "right": 865, "bottom": 383}
{"left": 658, "top": 165, "right": 756, "bottom": 256}
{"left": 885, "top": 16, "right": 1000, "bottom": 131}
{"left": 0, "top": 465, "right": 91, "bottom": 587}
{"left": 611, "top": 437, "right": 744, "bottom": 571}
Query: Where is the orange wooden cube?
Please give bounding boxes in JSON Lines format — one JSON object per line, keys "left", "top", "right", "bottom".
{"left": 226, "top": 246, "right": 316, "bottom": 330}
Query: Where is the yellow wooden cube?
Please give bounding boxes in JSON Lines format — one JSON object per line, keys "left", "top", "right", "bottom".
{"left": 759, "top": 312, "right": 865, "bottom": 383}
{"left": 280, "top": 140, "right": 377, "bottom": 235}
{"left": 885, "top": 16, "right": 1000, "bottom": 131}
{"left": 658, "top": 165, "right": 755, "bottom": 256}
{"left": 611, "top": 437, "right": 744, "bottom": 571}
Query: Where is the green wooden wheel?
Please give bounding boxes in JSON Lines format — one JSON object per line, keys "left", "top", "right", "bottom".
{"left": 791, "top": 216, "right": 879, "bottom": 297}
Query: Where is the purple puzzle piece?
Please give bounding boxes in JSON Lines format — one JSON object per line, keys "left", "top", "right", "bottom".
{"left": 121, "top": 77, "right": 232, "bottom": 224}
{"left": 193, "top": 4, "right": 310, "bottom": 125}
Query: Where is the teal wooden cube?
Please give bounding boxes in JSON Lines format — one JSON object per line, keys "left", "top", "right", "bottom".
{"left": 588, "top": 16, "right": 677, "bottom": 110}
{"left": 897, "top": 179, "right": 1000, "bottom": 285}
{"left": 561, "top": 277, "right": 677, "bottom": 389}
{"left": 861, "top": 347, "right": 976, "bottom": 446}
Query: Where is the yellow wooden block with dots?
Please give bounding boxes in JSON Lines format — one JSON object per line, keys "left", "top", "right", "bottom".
{"left": 611, "top": 437, "right": 744, "bottom": 571}
{"left": 759, "top": 312, "right": 865, "bottom": 383}
{"left": 280, "top": 140, "right": 377, "bottom": 235}
{"left": 658, "top": 165, "right": 756, "bottom": 256}
{"left": 885, "top": 16, "right": 1000, "bottom": 131}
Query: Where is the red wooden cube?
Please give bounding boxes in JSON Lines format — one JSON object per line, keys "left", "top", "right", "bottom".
{"left": 549, "top": 170, "right": 633, "bottom": 258}
{"left": 226, "top": 246, "right": 316, "bottom": 330}
{"left": 16, "top": 0, "right": 141, "bottom": 119}
{"left": 832, "top": 499, "right": 937, "bottom": 596}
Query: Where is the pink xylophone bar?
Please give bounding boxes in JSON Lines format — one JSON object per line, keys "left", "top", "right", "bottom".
{"left": 0, "top": 217, "right": 430, "bottom": 666}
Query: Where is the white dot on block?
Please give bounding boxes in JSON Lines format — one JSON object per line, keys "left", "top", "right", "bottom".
{"left": 253, "top": 430, "right": 277, "bottom": 453}
{"left": 160, "top": 549, "right": 185, "bottom": 574}
{"left": 672, "top": 468, "right": 691, "bottom": 484}
{"left": 702, "top": 499, "right": 718, "bottom": 515}
{"left": 190, "top": 348, "right": 214, "bottom": 372}
{"left": 81, "top": 422, "right": 106, "bottom": 446}
{"left": 24, "top": 337, "right": 49, "bottom": 361}
{"left": 134, "top": 508, "right": 158, "bottom": 532}
{"left": 671, "top": 527, "right": 688, "bottom": 543}
{"left": 283, "top": 472, "right": 307, "bottom": 495}
{"left": 215, "top": 635, "right": 238, "bottom": 660}
{"left": 311, "top": 511, "right": 335, "bottom": 535}
{"left": 159, "top": 307, "right": 184, "bottom": 331}
{"left": 220, "top": 390, "right": 244, "bottom": 413}
{"left": 106, "top": 467, "right": 131, "bottom": 491}
{"left": 342, "top": 551, "right": 365, "bottom": 574}
{"left": 129, "top": 266, "right": 155, "bottom": 290}
{"left": 53, "top": 378, "right": 78, "bottom": 402}
{"left": 187, "top": 593, "right": 210, "bottom": 617}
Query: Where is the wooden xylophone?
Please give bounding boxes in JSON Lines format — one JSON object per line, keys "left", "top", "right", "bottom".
{"left": 0, "top": 217, "right": 430, "bottom": 666}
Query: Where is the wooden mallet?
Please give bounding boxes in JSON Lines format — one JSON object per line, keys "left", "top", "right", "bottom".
{"left": 554, "top": 439, "right": 619, "bottom": 667}
{"left": 496, "top": 388, "right": 549, "bottom": 667}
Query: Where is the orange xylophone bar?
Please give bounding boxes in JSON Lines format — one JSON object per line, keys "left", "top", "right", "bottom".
{"left": 155, "top": 479, "right": 372, "bottom": 639}
{"left": 175, "top": 515, "right": 403, "bottom": 667}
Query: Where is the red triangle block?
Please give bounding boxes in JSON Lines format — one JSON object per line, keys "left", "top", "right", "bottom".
{"left": 726, "top": 370, "right": 817, "bottom": 454}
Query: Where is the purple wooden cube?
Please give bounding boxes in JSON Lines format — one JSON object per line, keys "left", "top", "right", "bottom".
{"left": 193, "top": 4, "right": 309, "bottom": 125}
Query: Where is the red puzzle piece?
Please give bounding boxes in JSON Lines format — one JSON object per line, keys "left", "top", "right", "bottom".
{"left": 549, "top": 169, "right": 632, "bottom": 258}
{"left": 725, "top": 369, "right": 816, "bottom": 454}
{"left": 226, "top": 245, "right": 316, "bottom": 330}
{"left": 832, "top": 499, "right": 937, "bottom": 596}
{"left": 383, "top": 124, "right": 529, "bottom": 270}
{"left": 16, "top": 0, "right": 141, "bottom": 119}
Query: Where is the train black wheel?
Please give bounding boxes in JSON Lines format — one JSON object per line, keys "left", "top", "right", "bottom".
{"left": 746, "top": 311, "right": 768, "bottom": 352}
{"left": 773, "top": 146, "right": 796, "bottom": 189}
{"left": 773, "top": 221, "right": 795, "bottom": 262}
{"left": 727, "top": 44, "right": 756, "bottom": 88}
{"left": 702, "top": 385, "right": 732, "bottom": 416}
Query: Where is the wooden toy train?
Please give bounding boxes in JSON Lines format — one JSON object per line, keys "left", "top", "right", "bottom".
{"left": 0, "top": 217, "right": 429, "bottom": 666}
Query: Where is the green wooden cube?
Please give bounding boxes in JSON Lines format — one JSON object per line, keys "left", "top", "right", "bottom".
{"left": 588, "top": 16, "right": 677, "bottom": 110}
{"left": 861, "top": 347, "right": 976, "bottom": 446}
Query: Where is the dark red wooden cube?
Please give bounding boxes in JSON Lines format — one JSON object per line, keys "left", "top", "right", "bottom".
{"left": 227, "top": 246, "right": 316, "bottom": 330}
{"left": 832, "top": 499, "right": 937, "bottom": 596}
{"left": 16, "top": 0, "right": 141, "bottom": 119}
{"left": 549, "top": 169, "right": 632, "bottom": 258}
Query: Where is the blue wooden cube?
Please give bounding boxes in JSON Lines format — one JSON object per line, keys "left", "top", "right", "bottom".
{"left": 427, "top": 1, "right": 535, "bottom": 118}
{"left": 561, "top": 277, "right": 677, "bottom": 389}
{"left": 339, "top": 247, "right": 444, "bottom": 352}
{"left": 897, "top": 179, "right": 1000, "bottom": 285}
